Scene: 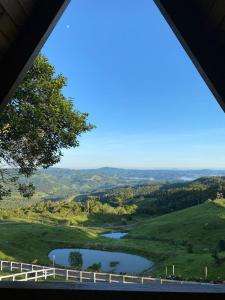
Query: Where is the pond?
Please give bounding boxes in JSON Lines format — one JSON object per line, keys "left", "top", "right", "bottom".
{"left": 49, "top": 248, "right": 153, "bottom": 274}
{"left": 101, "top": 232, "right": 128, "bottom": 239}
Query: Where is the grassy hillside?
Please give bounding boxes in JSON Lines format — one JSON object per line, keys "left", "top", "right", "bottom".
{"left": 129, "top": 199, "right": 225, "bottom": 280}
{"left": 1, "top": 199, "right": 225, "bottom": 281}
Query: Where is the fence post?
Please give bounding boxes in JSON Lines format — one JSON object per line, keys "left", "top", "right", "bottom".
{"left": 141, "top": 277, "right": 144, "bottom": 285}
{"left": 21, "top": 263, "right": 23, "bottom": 272}
{"left": 53, "top": 268, "right": 55, "bottom": 279}
{"left": 25, "top": 273, "right": 28, "bottom": 281}
{"left": 45, "top": 269, "right": 47, "bottom": 280}
{"left": 66, "top": 270, "right": 68, "bottom": 280}
{"left": 172, "top": 265, "right": 175, "bottom": 276}
{"left": 52, "top": 255, "right": 55, "bottom": 267}
{"left": 35, "top": 271, "right": 37, "bottom": 282}
{"left": 93, "top": 272, "right": 96, "bottom": 283}
{"left": 161, "top": 278, "right": 163, "bottom": 285}
{"left": 80, "top": 271, "right": 82, "bottom": 282}
{"left": 13, "top": 275, "right": 15, "bottom": 281}
{"left": 123, "top": 275, "right": 126, "bottom": 283}
{"left": 109, "top": 274, "right": 111, "bottom": 283}
{"left": 0, "top": 261, "right": 2, "bottom": 271}
{"left": 205, "top": 266, "right": 208, "bottom": 279}
{"left": 10, "top": 261, "right": 12, "bottom": 271}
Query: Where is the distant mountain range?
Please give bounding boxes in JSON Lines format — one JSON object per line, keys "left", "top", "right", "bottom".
{"left": 2, "top": 167, "right": 225, "bottom": 209}
{"left": 35, "top": 166, "right": 225, "bottom": 182}
{"left": 27, "top": 167, "right": 225, "bottom": 197}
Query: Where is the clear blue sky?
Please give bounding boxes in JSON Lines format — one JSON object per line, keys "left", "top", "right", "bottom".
{"left": 42, "top": 0, "right": 225, "bottom": 169}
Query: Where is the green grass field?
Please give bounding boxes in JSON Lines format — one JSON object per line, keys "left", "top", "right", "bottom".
{"left": 1, "top": 199, "right": 225, "bottom": 281}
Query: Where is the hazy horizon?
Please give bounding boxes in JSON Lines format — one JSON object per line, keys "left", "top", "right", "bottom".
{"left": 48, "top": 166, "right": 225, "bottom": 171}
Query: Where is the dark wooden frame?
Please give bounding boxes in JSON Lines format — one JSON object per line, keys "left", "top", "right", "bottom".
{"left": 0, "top": 0, "right": 70, "bottom": 109}
{"left": 1, "top": 0, "right": 225, "bottom": 298}
{"left": 154, "top": 0, "right": 225, "bottom": 112}
{"left": 0, "top": 281, "right": 225, "bottom": 300}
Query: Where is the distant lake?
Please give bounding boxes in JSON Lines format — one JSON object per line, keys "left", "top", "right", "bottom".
{"left": 125, "top": 177, "right": 155, "bottom": 181}
{"left": 49, "top": 248, "right": 153, "bottom": 274}
{"left": 102, "top": 232, "right": 128, "bottom": 239}
{"left": 180, "top": 176, "right": 197, "bottom": 181}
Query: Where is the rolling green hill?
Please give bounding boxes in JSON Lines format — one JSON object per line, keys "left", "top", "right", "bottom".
{"left": 2, "top": 167, "right": 225, "bottom": 210}
{"left": 78, "top": 176, "right": 225, "bottom": 217}
{"left": 1, "top": 197, "right": 225, "bottom": 281}
{"left": 128, "top": 198, "right": 225, "bottom": 280}
{"left": 129, "top": 176, "right": 225, "bottom": 216}
{"left": 2, "top": 169, "right": 225, "bottom": 281}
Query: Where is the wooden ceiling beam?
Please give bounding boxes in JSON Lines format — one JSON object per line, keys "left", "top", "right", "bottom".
{"left": 0, "top": 0, "right": 70, "bottom": 110}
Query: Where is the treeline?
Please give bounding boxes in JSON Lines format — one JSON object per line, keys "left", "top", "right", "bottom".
{"left": 75, "top": 183, "right": 163, "bottom": 206}
{"left": 76, "top": 177, "right": 225, "bottom": 217}
{"left": 2, "top": 176, "right": 225, "bottom": 222}
{"left": 0, "top": 198, "right": 137, "bottom": 221}
{"left": 133, "top": 177, "right": 225, "bottom": 216}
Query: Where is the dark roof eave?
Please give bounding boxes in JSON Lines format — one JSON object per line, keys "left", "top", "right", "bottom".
{"left": 154, "top": 0, "right": 225, "bottom": 112}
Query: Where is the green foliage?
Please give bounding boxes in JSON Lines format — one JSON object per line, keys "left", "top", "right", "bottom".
{"left": 134, "top": 177, "right": 225, "bottom": 216}
{"left": 72, "top": 176, "right": 225, "bottom": 219}
{"left": 69, "top": 251, "right": 83, "bottom": 269}
{"left": 18, "top": 183, "right": 35, "bottom": 198}
{"left": 78, "top": 183, "right": 162, "bottom": 207}
{"left": 0, "top": 198, "right": 137, "bottom": 225}
{"left": 0, "top": 54, "right": 94, "bottom": 199}
{"left": 3, "top": 171, "right": 225, "bottom": 234}
{"left": 87, "top": 262, "right": 101, "bottom": 272}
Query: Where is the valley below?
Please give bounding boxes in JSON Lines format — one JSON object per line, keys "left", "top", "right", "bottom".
{"left": 1, "top": 168, "right": 225, "bottom": 282}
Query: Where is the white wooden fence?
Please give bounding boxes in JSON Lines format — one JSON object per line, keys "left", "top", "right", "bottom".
{"left": 0, "top": 260, "right": 160, "bottom": 284}
{"left": 0, "top": 260, "right": 218, "bottom": 286}
{"left": 0, "top": 260, "right": 170, "bottom": 284}
{"left": 0, "top": 268, "right": 55, "bottom": 282}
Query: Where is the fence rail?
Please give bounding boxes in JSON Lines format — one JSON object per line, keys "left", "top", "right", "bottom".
{"left": 0, "top": 260, "right": 220, "bottom": 286}
{"left": 0, "top": 268, "right": 55, "bottom": 282}
{"left": 0, "top": 260, "right": 157, "bottom": 284}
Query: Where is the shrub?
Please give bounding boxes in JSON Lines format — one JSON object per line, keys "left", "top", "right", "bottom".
{"left": 69, "top": 251, "right": 83, "bottom": 269}
{"left": 87, "top": 262, "right": 101, "bottom": 272}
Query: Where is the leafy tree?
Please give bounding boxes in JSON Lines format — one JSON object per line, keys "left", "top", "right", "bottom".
{"left": 85, "top": 197, "right": 102, "bottom": 214}
{"left": 0, "top": 54, "right": 94, "bottom": 199}
{"left": 69, "top": 251, "right": 83, "bottom": 269}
